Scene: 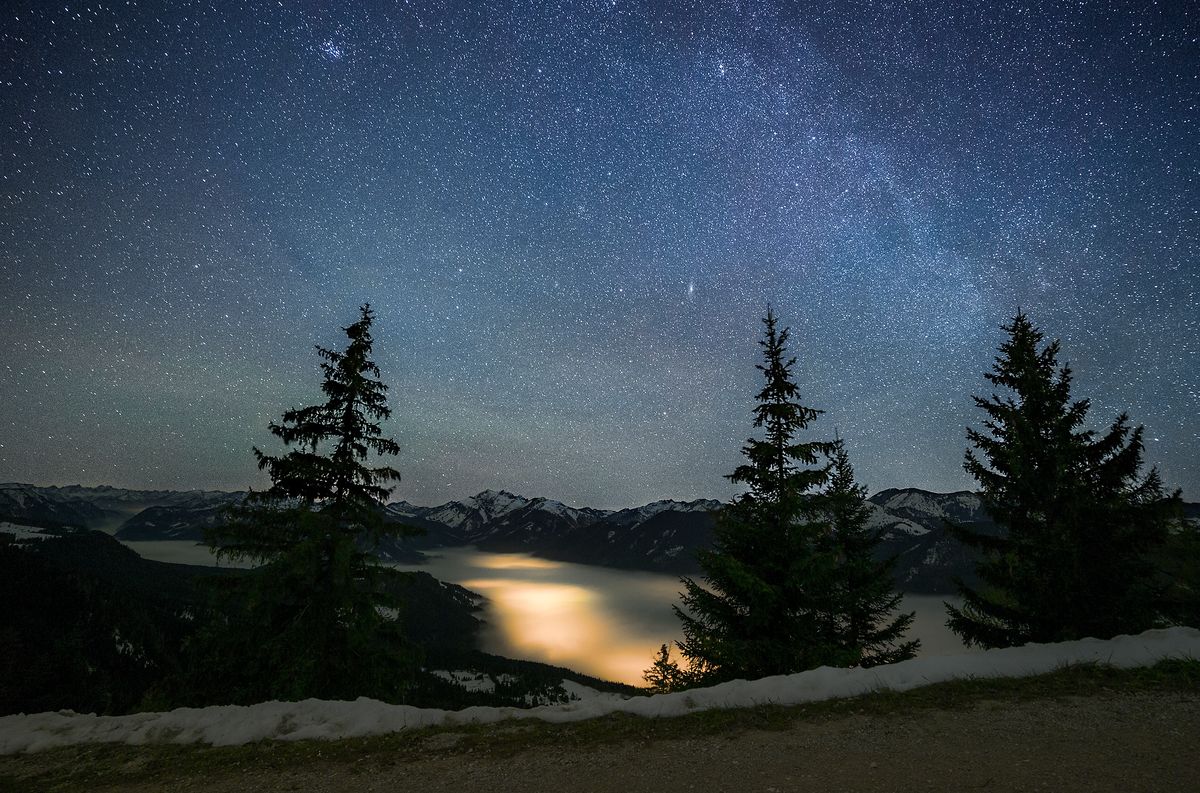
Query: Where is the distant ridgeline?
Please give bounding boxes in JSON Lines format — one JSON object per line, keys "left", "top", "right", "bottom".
{"left": 5, "top": 482, "right": 1198, "bottom": 594}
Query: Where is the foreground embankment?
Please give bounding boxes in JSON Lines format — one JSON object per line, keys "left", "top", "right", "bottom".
{"left": 2, "top": 660, "right": 1197, "bottom": 792}
{"left": 2, "top": 627, "right": 1198, "bottom": 755}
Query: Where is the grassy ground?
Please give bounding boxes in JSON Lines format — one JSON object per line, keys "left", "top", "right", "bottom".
{"left": 2, "top": 659, "right": 1198, "bottom": 793}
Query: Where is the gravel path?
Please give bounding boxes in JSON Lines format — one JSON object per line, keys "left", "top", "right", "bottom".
{"left": 6, "top": 691, "right": 1198, "bottom": 792}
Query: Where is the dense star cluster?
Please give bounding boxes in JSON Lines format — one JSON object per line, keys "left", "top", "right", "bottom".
{"left": 1, "top": 1, "right": 1196, "bottom": 507}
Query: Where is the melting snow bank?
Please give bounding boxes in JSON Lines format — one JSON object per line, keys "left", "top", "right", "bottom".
{"left": 3, "top": 627, "right": 1198, "bottom": 754}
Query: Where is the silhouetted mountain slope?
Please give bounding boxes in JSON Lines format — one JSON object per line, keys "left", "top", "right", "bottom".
{"left": 0, "top": 524, "right": 483, "bottom": 658}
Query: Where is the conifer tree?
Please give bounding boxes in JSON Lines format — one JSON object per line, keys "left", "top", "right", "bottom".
{"left": 194, "top": 304, "right": 418, "bottom": 704}
{"left": 673, "top": 308, "right": 841, "bottom": 683}
{"left": 823, "top": 438, "right": 919, "bottom": 666}
{"left": 642, "top": 643, "right": 689, "bottom": 694}
{"left": 948, "top": 311, "right": 1180, "bottom": 648}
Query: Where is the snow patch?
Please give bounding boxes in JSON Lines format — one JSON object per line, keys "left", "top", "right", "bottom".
{"left": 878, "top": 490, "right": 981, "bottom": 521}
{"left": 865, "top": 504, "right": 929, "bottom": 536}
{"left": 2, "top": 628, "right": 1196, "bottom": 754}
{"left": 899, "top": 522, "right": 931, "bottom": 536}
{"left": 559, "top": 680, "right": 628, "bottom": 704}
{"left": 431, "top": 671, "right": 496, "bottom": 693}
{"left": 882, "top": 491, "right": 945, "bottom": 516}
{"left": 952, "top": 493, "right": 981, "bottom": 510}
{"left": 534, "top": 499, "right": 577, "bottom": 519}
{"left": 425, "top": 491, "right": 533, "bottom": 530}
{"left": 0, "top": 522, "right": 53, "bottom": 542}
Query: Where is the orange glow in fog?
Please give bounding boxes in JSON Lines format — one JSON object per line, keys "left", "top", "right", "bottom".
{"left": 472, "top": 555, "right": 563, "bottom": 570}
{"left": 447, "top": 550, "right": 684, "bottom": 684}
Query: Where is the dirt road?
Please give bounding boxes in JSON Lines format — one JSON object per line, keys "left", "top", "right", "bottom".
{"left": 4, "top": 691, "right": 1197, "bottom": 792}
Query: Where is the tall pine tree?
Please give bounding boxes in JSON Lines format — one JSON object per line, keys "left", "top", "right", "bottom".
{"left": 674, "top": 308, "right": 842, "bottom": 683}
{"left": 948, "top": 311, "right": 1180, "bottom": 648}
{"left": 193, "top": 304, "right": 418, "bottom": 704}
{"left": 823, "top": 438, "right": 919, "bottom": 666}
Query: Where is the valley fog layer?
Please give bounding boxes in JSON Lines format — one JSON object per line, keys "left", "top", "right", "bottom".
{"left": 400, "top": 548, "right": 971, "bottom": 685}
{"left": 398, "top": 547, "right": 685, "bottom": 685}
{"left": 125, "top": 541, "right": 970, "bottom": 686}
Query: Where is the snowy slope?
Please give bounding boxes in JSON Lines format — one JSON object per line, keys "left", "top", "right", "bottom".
{"left": 871, "top": 489, "right": 985, "bottom": 523}
{"left": 0, "top": 484, "right": 243, "bottom": 537}
{"left": 0, "top": 484, "right": 107, "bottom": 528}
{"left": 0, "top": 521, "right": 58, "bottom": 542}
{"left": 115, "top": 492, "right": 245, "bottom": 540}
{"left": 2, "top": 628, "right": 1196, "bottom": 754}
{"left": 865, "top": 489, "right": 1000, "bottom": 593}
{"left": 383, "top": 492, "right": 720, "bottom": 572}
{"left": 420, "top": 490, "right": 534, "bottom": 532}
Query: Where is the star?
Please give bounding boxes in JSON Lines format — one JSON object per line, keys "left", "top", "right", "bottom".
{"left": 318, "top": 39, "right": 344, "bottom": 62}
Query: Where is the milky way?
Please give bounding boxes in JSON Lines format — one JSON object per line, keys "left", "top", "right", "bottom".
{"left": 1, "top": 1, "right": 1196, "bottom": 507}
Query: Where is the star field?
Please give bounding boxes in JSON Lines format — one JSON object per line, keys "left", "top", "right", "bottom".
{"left": 1, "top": 1, "right": 1196, "bottom": 507}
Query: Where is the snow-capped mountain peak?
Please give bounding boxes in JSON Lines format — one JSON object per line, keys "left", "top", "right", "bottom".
{"left": 419, "top": 490, "right": 535, "bottom": 531}
{"left": 870, "top": 488, "right": 984, "bottom": 523}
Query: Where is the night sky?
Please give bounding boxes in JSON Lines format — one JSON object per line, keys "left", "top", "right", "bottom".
{"left": 1, "top": 1, "right": 1196, "bottom": 508}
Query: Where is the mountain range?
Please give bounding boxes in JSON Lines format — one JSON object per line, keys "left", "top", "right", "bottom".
{"left": 3, "top": 482, "right": 1196, "bottom": 595}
